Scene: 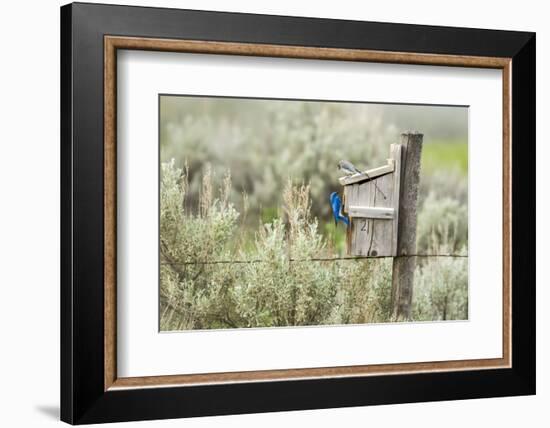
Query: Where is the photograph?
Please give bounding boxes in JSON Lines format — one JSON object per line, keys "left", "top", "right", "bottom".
{"left": 159, "top": 95, "right": 469, "bottom": 331}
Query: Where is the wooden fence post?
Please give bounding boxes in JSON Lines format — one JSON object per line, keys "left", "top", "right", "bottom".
{"left": 391, "top": 132, "right": 423, "bottom": 320}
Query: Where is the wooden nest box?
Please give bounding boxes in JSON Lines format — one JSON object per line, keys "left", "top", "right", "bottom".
{"left": 340, "top": 144, "right": 401, "bottom": 257}
{"left": 340, "top": 133, "right": 423, "bottom": 258}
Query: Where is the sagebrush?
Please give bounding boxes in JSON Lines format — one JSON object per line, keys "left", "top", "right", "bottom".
{"left": 160, "top": 161, "right": 468, "bottom": 330}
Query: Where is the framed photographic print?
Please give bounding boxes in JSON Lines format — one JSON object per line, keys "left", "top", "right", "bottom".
{"left": 60, "top": 2, "right": 535, "bottom": 424}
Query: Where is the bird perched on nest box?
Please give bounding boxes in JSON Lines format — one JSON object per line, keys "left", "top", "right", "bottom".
{"left": 337, "top": 160, "right": 362, "bottom": 176}
{"left": 337, "top": 159, "right": 387, "bottom": 200}
{"left": 329, "top": 192, "right": 349, "bottom": 227}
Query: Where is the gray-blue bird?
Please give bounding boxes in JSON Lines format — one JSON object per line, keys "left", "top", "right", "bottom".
{"left": 338, "top": 160, "right": 362, "bottom": 176}
{"left": 337, "top": 159, "right": 387, "bottom": 200}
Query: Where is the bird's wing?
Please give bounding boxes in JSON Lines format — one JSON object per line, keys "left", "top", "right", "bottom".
{"left": 338, "top": 203, "right": 345, "bottom": 218}
{"left": 347, "top": 162, "right": 362, "bottom": 174}
{"left": 336, "top": 196, "right": 345, "bottom": 216}
{"left": 344, "top": 161, "right": 362, "bottom": 175}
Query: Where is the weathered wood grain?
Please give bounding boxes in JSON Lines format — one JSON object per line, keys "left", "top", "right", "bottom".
{"left": 343, "top": 144, "right": 402, "bottom": 257}
{"left": 339, "top": 161, "right": 394, "bottom": 186}
{"left": 390, "top": 144, "right": 402, "bottom": 255}
{"left": 347, "top": 206, "right": 394, "bottom": 219}
{"left": 391, "top": 133, "right": 423, "bottom": 320}
{"left": 344, "top": 169, "right": 396, "bottom": 257}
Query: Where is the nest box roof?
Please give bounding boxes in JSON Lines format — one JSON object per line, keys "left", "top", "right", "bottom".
{"left": 339, "top": 159, "right": 396, "bottom": 186}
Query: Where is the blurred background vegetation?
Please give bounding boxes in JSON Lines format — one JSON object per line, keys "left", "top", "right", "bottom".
{"left": 159, "top": 96, "right": 468, "bottom": 330}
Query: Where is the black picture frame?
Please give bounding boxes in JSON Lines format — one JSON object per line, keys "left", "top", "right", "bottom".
{"left": 61, "top": 2, "right": 535, "bottom": 424}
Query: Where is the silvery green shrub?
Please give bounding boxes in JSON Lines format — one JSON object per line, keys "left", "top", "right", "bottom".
{"left": 160, "top": 161, "right": 468, "bottom": 330}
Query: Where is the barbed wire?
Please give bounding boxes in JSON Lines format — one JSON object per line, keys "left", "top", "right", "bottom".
{"left": 160, "top": 254, "right": 468, "bottom": 266}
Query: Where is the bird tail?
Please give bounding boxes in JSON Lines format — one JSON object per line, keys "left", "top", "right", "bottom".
{"left": 338, "top": 214, "right": 350, "bottom": 227}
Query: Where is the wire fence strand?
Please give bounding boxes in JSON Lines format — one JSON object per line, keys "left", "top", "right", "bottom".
{"left": 160, "top": 254, "right": 468, "bottom": 266}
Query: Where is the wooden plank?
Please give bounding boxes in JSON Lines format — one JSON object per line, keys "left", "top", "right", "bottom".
{"left": 348, "top": 206, "right": 394, "bottom": 219}
{"left": 390, "top": 144, "right": 402, "bottom": 255}
{"left": 391, "top": 132, "right": 423, "bottom": 320}
{"left": 338, "top": 161, "right": 394, "bottom": 186}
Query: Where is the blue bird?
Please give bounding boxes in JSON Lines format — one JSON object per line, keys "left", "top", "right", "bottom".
{"left": 330, "top": 192, "right": 350, "bottom": 227}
